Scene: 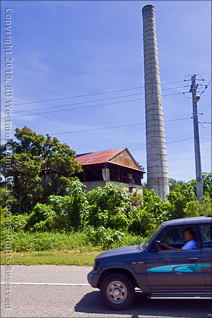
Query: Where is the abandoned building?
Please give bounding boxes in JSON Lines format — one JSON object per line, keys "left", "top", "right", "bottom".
{"left": 75, "top": 147, "right": 145, "bottom": 193}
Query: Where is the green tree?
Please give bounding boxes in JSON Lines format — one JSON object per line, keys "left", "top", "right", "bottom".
{"left": 167, "top": 183, "right": 199, "bottom": 219}
{"left": 0, "top": 127, "right": 82, "bottom": 214}
{"left": 187, "top": 172, "right": 212, "bottom": 199}
{"left": 169, "top": 178, "right": 186, "bottom": 192}
{"left": 129, "top": 187, "right": 171, "bottom": 236}
{"left": 86, "top": 184, "right": 130, "bottom": 230}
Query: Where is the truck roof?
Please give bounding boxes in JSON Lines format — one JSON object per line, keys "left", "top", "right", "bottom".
{"left": 162, "top": 216, "right": 211, "bottom": 227}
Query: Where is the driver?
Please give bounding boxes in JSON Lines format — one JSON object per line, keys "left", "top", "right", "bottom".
{"left": 162, "top": 227, "right": 197, "bottom": 250}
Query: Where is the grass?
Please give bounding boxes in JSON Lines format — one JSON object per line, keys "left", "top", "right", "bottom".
{"left": 0, "top": 250, "right": 100, "bottom": 266}
{"left": 0, "top": 229, "right": 144, "bottom": 265}
{"left": 1, "top": 230, "right": 103, "bottom": 252}
{"left": 1, "top": 229, "right": 143, "bottom": 252}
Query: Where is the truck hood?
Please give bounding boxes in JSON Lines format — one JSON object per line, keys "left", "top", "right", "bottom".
{"left": 96, "top": 244, "right": 143, "bottom": 261}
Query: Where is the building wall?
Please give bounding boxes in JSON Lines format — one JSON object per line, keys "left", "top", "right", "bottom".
{"left": 110, "top": 150, "right": 141, "bottom": 170}
{"left": 83, "top": 180, "right": 143, "bottom": 194}
{"left": 83, "top": 180, "right": 107, "bottom": 192}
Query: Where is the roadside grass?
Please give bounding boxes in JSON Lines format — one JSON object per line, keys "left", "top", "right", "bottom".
{"left": 0, "top": 230, "right": 144, "bottom": 265}
{"left": 1, "top": 230, "right": 143, "bottom": 252}
{"left": 0, "top": 250, "right": 100, "bottom": 266}
{"left": 1, "top": 230, "right": 96, "bottom": 252}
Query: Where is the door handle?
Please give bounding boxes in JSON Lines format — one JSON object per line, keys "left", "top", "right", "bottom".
{"left": 188, "top": 258, "right": 197, "bottom": 263}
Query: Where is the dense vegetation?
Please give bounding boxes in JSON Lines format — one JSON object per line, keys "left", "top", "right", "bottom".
{"left": 0, "top": 127, "right": 211, "bottom": 253}
{"left": 1, "top": 178, "right": 211, "bottom": 252}
{"left": 0, "top": 127, "right": 82, "bottom": 214}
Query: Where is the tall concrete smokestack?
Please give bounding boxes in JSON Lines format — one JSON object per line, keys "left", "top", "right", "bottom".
{"left": 142, "top": 5, "right": 169, "bottom": 201}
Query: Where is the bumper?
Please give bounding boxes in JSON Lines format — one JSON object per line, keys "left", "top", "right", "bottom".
{"left": 87, "top": 270, "right": 101, "bottom": 288}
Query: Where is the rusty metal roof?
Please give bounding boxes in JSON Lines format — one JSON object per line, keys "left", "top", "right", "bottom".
{"left": 76, "top": 147, "right": 145, "bottom": 172}
{"left": 76, "top": 148, "right": 126, "bottom": 165}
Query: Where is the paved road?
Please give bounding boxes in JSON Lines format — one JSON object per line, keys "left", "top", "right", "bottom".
{"left": 1, "top": 265, "right": 211, "bottom": 318}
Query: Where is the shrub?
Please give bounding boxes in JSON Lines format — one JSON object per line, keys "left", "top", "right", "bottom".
{"left": 200, "top": 192, "right": 212, "bottom": 215}
{"left": 167, "top": 183, "right": 198, "bottom": 219}
{"left": 87, "top": 184, "right": 130, "bottom": 230}
{"left": 86, "top": 226, "right": 124, "bottom": 249}
{"left": 51, "top": 179, "right": 90, "bottom": 230}
{"left": 11, "top": 214, "right": 30, "bottom": 231}
{"left": 128, "top": 209, "right": 154, "bottom": 236}
{"left": 183, "top": 201, "right": 201, "bottom": 218}
{"left": 27, "top": 203, "right": 57, "bottom": 231}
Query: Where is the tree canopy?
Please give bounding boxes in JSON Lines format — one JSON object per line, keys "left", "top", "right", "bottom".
{"left": 187, "top": 173, "right": 212, "bottom": 199}
{"left": 0, "top": 127, "right": 82, "bottom": 213}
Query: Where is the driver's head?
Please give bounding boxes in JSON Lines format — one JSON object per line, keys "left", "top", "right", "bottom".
{"left": 183, "top": 227, "right": 194, "bottom": 242}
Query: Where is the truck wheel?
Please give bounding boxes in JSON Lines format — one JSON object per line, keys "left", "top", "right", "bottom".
{"left": 100, "top": 274, "right": 135, "bottom": 311}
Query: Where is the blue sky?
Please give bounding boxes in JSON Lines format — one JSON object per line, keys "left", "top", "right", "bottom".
{"left": 1, "top": 1, "right": 211, "bottom": 183}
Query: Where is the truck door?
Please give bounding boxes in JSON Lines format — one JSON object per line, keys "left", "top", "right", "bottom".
{"left": 146, "top": 225, "right": 205, "bottom": 294}
{"left": 200, "top": 224, "right": 212, "bottom": 293}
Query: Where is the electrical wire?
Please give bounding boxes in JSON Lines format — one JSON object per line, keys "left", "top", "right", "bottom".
{"left": 13, "top": 86, "right": 185, "bottom": 114}
{"left": 200, "top": 78, "right": 212, "bottom": 96}
{"left": 166, "top": 137, "right": 194, "bottom": 144}
{"left": 49, "top": 118, "right": 191, "bottom": 135}
{"left": 0, "top": 118, "right": 191, "bottom": 142}
{"left": 206, "top": 78, "right": 212, "bottom": 88}
{"left": 12, "top": 92, "right": 184, "bottom": 119}
{"left": 13, "top": 93, "right": 145, "bottom": 114}
{"left": 131, "top": 137, "right": 195, "bottom": 152}
{"left": 13, "top": 87, "right": 144, "bottom": 106}
{"left": 13, "top": 81, "right": 185, "bottom": 107}
{"left": 161, "top": 81, "right": 185, "bottom": 85}
{"left": 52, "top": 123, "right": 145, "bottom": 135}
{"left": 12, "top": 98, "right": 144, "bottom": 118}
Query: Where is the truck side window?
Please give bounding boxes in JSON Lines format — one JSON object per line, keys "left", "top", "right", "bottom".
{"left": 148, "top": 226, "right": 185, "bottom": 251}
{"left": 201, "top": 225, "right": 212, "bottom": 249}
{"left": 159, "top": 227, "right": 184, "bottom": 244}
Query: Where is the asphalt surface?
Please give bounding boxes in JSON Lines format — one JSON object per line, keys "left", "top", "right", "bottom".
{"left": 1, "top": 265, "right": 211, "bottom": 318}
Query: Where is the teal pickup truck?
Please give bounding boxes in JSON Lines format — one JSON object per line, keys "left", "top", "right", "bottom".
{"left": 87, "top": 216, "right": 212, "bottom": 310}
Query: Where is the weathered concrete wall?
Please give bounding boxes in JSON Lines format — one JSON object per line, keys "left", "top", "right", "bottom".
{"left": 110, "top": 181, "right": 143, "bottom": 194}
{"left": 83, "top": 181, "right": 106, "bottom": 192}
{"left": 142, "top": 5, "right": 169, "bottom": 201}
{"left": 83, "top": 181, "right": 143, "bottom": 194}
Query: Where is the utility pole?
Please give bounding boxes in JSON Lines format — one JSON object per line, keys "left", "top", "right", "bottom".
{"left": 190, "top": 74, "right": 203, "bottom": 201}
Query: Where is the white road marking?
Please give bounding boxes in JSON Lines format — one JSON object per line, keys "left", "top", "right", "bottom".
{"left": 1, "top": 282, "right": 90, "bottom": 286}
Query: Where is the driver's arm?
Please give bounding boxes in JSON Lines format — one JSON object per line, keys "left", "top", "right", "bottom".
{"left": 162, "top": 242, "right": 180, "bottom": 250}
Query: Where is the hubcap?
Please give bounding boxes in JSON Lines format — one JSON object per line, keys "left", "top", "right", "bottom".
{"left": 106, "top": 281, "right": 127, "bottom": 304}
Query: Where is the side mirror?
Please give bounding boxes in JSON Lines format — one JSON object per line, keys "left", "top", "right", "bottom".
{"left": 155, "top": 240, "right": 161, "bottom": 252}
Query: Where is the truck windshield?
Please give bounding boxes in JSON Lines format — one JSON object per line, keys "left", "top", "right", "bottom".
{"left": 141, "top": 225, "right": 162, "bottom": 249}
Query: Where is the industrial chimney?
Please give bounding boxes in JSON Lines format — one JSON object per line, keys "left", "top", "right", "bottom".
{"left": 142, "top": 5, "right": 169, "bottom": 201}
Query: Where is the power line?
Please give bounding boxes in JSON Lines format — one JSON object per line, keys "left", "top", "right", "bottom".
{"left": 12, "top": 98, "right": 144, "bottom": 118}
{"left": 200, "top": 137, "right": 211, "bottom": 140}
{"left": 162, "top": 85, "right": 185, "bottom": 91}
{"left": 13, "top": 87, "right": 144, "bottom": 106}
{"left": 49, "top": 118, "right": 191, "bottom": 135}
{"left": 13, "top": 93, "right": 145, "bottom": 114}
{"left": 52, "top": 123, "right": 145, "bottom": 135}
{"left": 12, "top": 92, "right": 184, "bottom": 119}
{"left": 131, "top": 147, "right": 146, "bottom": 152}
{"left": 1, "top": 117, "right": 191, "bottom": 142}
{"left": 163, "top": 92, "right": 182, "bottom": 97}
{"left": 131, "top": 137, "right": 195, "bottom": 152}
{"left": 1, "top": 120, "right": 210, "bottom": 145}
{"left": 166, "top": 137, "right": 194, "bottom": 144}
{"left": 13, "top": 86, "right": 185, "bottom": 114}
{"left": 161, "top": 81, "right": 186, "bottom": 85}
{"left": 200, "top": 78, "right": 212, "bottom": 96}
{"left": 13, "top": 81, "right": 185, "bottom": 107}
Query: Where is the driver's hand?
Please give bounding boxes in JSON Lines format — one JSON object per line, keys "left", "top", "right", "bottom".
{"left": 162, "top": 242, "right": 170, "bottom": 249}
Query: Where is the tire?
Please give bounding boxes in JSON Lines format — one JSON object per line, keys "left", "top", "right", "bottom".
{"left": 100, "top": 274, "right": 135, "bottom": 311}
